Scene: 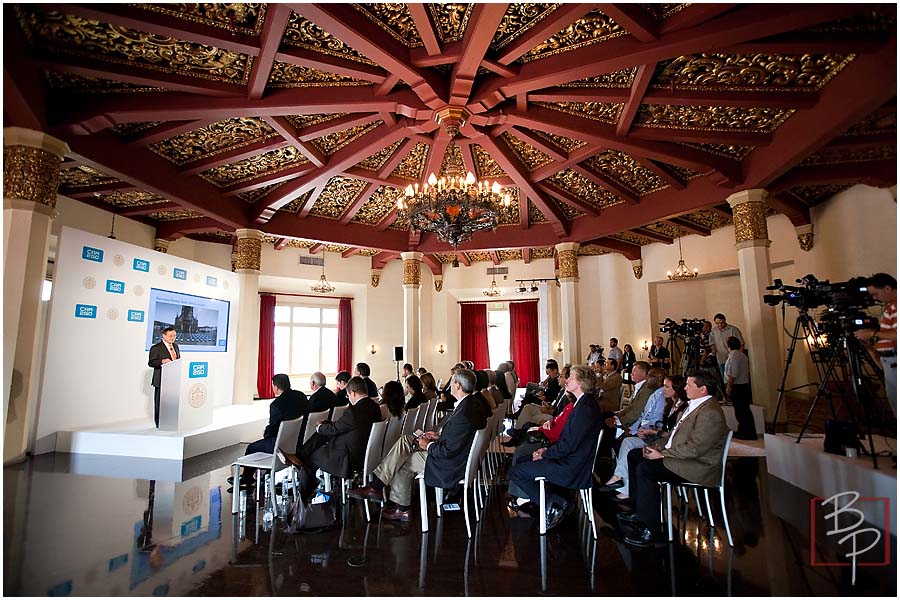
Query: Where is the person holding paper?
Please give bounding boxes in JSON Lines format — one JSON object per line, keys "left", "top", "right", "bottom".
{"left": 148, "top": 326, "right": 180, "bottom": 428}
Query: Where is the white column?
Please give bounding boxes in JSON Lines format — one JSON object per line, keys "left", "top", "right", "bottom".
{"left": 727, "top": 189, "right": 782, "bottom": 416}
{"left": 555, "top": 242, "right": 581, "bottom": 366}
{"left": 401, "top": 252, "right": 423, "bottom": 367}
{"left": 232, "top": 229, "right": 264, "bottom": 404}
{"left": 537, "top": 282, "right": 550, "bottom": 362}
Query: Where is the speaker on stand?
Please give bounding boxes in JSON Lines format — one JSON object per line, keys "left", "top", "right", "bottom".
{"left": 394, "top": 346, "right": 404, "bottom": 382}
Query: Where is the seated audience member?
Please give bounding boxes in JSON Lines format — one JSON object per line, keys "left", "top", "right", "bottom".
{"left": 598, "top": 361, "right": 654, "bottom": 457}
{"left": 517, "top": 360, "right": 561, "bottom": 414}
{"left": 402, "top": 363, "right": 415, "bottom": 379}
{"left": 621, "top": 344, "right": 637, "bottom": 383}
{"left": 334, "top": 371, "right": 351, "bottom": 407}
{"left": 421, "top": 372, "right": 439, "bottom": 402}
{"left": 308, "top": 371, "right": 337, "bottom": 413}
{"left": 485, "top": 370, "right": 505, "bottom": 408}
{"left": 599, "top": 375, "right": 687, "bottom": 499}
{"left": 437, "top": 363, "right": 466, "bottom": 412}
{"left": 607, "top": 338, "right": 624, "bottom": 364}
{"left": 347, "top": 369, "right": 488, "bottom": 521}
{"left": 503, "top": 365, "right": 571, "bottom": 447}
{"left": 725, "top": 335, "right": 756, "bottom": 440}
{"left": 598, "top": 358, "right": 624, "bottom": 413}
{"left": 476, "top": 370, "right": 498, "bottom": 410}
{"left": 620, "top": 370, "right": 729, "bottom": 547}
{"left": 586, "top": 344, "right": 603, "bottom": 366}
{"left": 229, "top": 373, "right": 308, "bottom": 490}
{"left": 506, "top": 360, "right": 520, "bottom": 392}
{"left": 507, "top": 365, "right": 603, "bottom": 529}
{"left": 417, "top": 367, "right": 428, "bottom": 378}
{"left": 649, "top": 336, "right": 670, "bottom": 371}
{"left": 495, "top": 362, "right": 513, "bottom": 400}
{"left": 379, "top": 380, "right": 406, "bottom": 420}
{"left": 296, "top": 376, "right": 383, "bottom": 499}
{"left": 354, "top": 362, "right": 379, "bottom": 398}
{"left": 405, "top": 375, "right": 427, "bottom": 410}
{"left": 591, "top": 360, "right": 604, "bottom": 381}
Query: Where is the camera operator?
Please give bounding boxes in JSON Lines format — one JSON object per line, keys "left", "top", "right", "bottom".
{"left": 710, "top": 313, "right": 744, "bottom": 380}
{"left": 854, "top": 273, "right": 897, "bottom": 416}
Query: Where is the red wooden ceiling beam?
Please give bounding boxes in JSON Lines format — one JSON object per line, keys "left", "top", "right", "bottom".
{"left": 274, "top": 237, "right": 288, "bottom": 251}
{"left": 456, "top": 252, "right": 471, "bottom": 267}
{"left": 600, "top": 4, "right": 659, "bottom": 43}
{"left": 261, "top": 211, "right": 409, "bottom": 250}
{"left": 573, "top": 164, "right": 640, "bottom": 204}
{"left": 449, "top": 3, "right": 508, "bottom": 105}
{"left": 156, "top": 217, "right": 230, "bottom": 239}
{"left": 372, "top": 251, "right": 400, "bottom": 270}
{"left": 39, "top": 4, "right": 261, "bottom": 56}
{"left": 580, "top": 237, "right": 642, "bottom": 261}
{"left": 262, "top": 116, "right": 327, "bottom": 168}
{"left": 659, "top": 4, "right": 737, "bottom": 34}
{"left": 529, "top": 86, "right": 817, "bottom": 110}
{"left": 633, "top": 227, "right": 674, "bottom": 244}
{"left": 741, "top": 38, "right": 897, "bottom": 190}
{"left": 247, "top": 4, "right": 293, "bottom": 100}
{"left": 705, "top": 205, "right": 733, "bottom": 221}
{"left": 3, "top": 16, "right": 46, "bottom": 130}
{"left": 420, "top": 253, "right": 443, "bottom": 276}
{"left": 125, "top": 120, "right": 216, "bottom": 147}
{"left": 180, "top": 139, "right": 291, "bottom": 177}
{"left": 522, "top": 248, "right": 531, "bottom": 264}
{"left": 518, "top": 193, "right": 530, "bottom": 230}
{"left": 495, "top": 4, "right": 602, "bottom": 65}
{"left": 61, "top": 181, "right": 140, "bottom": 197}
{"left": 339, "top": 181, "right": 379, "bottom": 225}
{"left": 341, "top": 247, "right": 360, "bottom": 258}
{"left": 220, "top": 162, "right": 317, "bottom": 197}
{"left": 531, "top": 143, "right": 601, "bottom": 183}
{"left": 476, "top": 132, "right": 570, "bottom": 236}
{"left": 722, "top": 32, "right": 889, "bottom": 55}
{"left": 490, "top": 251, "right": 500, "bottom": 266}
{"left": 616, "top": 63, "right": 655, "bottom": 137}
{"left": 118, "top": 202, "right": 181, "bottom": 217}
{"left": 825, "top": 132, "right": 897, "bottom": 151}
{"left": 296, "top": 3, "right": 446, "bottom": 109}
{"left": 509, "top": 126, "right": 567, "bottom": 162}
{"left": 766, "top": 194, "right": 811, "bottom": 225}
{"left": 635, "top": 157, "right": 686, "bottom": 190}
{"left": 62, "top": 130, "right": 249, "bottom": 228}
{"left": 538, "top": 182, "right": 604, "bottom": 217}
{"left": 480, "top": 59, "right": 519, "bottom": 79}
{"left": 376, "top": 208, "right": 400, "bottom": 232}
{"left": 275, "top": 47, "right": 387, "bottom": 84}
{"left": 342, "top": 168, "right": 418, "bottom": 191}
{"left": 376, "top": 138, "right": 416, "bottom": 179}
{"left": 664, "top": 217, "right": 710, "bottom": 237}
{"left": 308, "top": 243, "right": 324, "bottom": 255}
{"left": 629, "top": 126, "right": 772, "bottom": 147}
{"left": 296, "top": 113, "right": 381, "bottom": 142}
{"left": 411, "top": 41, "right": 462, "bottom": 67}
{"left": 407, "top": 4, "right": 441, "bottom": 57}
{"left": 769, "top": 160, "right": 897, "bottom": 195}
{"left": 422, "top": 131, "right": 450, "bottom": 183}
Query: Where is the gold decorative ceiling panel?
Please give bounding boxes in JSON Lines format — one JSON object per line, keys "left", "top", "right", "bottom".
{"left": 354, "top": 139, "right": 404, "bottom": 171}
{"left": 546, "top": 169, "right": 623, "bottom": 210}
{"left": 653, "top": 53, "right": 854, "bottom": 92}
{"left": 843, "top": 108, "right": 897, "bottom": 136}
{"left": 531, "top": 247, "right": 555, "bottom": 259}
{"left": 528, "top": 200, "right": 549, "bottom": 223}
{"left": 491, "top": 3, "right": 561, "bottom": 51}
{"left": 322, "top": 243, "right": 351, "bottom": 253}
{"left": 471, "top": 144, "right": 508, "bottom": 179}
{"left": 97, "top": 190, "right": 167, "bottom": 208}
{"left": 518, "top": 8, "right": 626, "bottom": 64}
{"left": 149, "top": 118, "right": 278, "bottom": 166}
{"left": 282, "top": 13, "right": 376, "bottom": 65}
{"left": 133, "top": 3, "right": 267, "bottom": 36}
{"left": 500, "top": 132, "right": 554, "bottom": 172}
{"left": 585, "top": 150, "right": 668, "bottom": 196}
{"left": 669, "top": 164, "right": 703, "bottom": 181}
{"left": 58, "top": 165, "right": 119, "bottom": 189}
{"left": 643, "top": 4, "right": 690, "bottom": 21}
{"left": 439, "top": 143, "right": 466, "bottom": 177}
{"left": 16, "top": 8, "right": 253, "bottom": 85}
{"left": 237, "top": 182, "right": 284, "bottom": 203}
{"left": 199, "top": 146, "right": 310, "bottom": 187}
{"left": 534, "top": 101, "right": 624, "bottom": 124}
{"left": 352, "top": 185, "right": 401, "bottom": 224}
{"left": 800, "top": 145, "right": 897, "bottom": 166}
{"left": 145, "top": 208, "right": 203, "bottom": 221}
{"left": 553, "top": 197, "right": 584, "bottom": 220}
{"left": 464, "top": 251, "right": 493, "bottom": 263}
{"left": 497, "top": 249, "right": 523, "bottom": 262}
{"left": 495, "top": 188, "right": 521, "bottom": 226}
{"left": 352, "top": 3, "right": 423, "bottom": 48}
{"left": 806, "top": 13, "right": 897, "bottom": 34}
{"left": 284, "top": 238, "right": 316, "bottom": 248}
{"left": 609, "top": 231, "right": 654, "bottom": 246}
{"left": 788, "top": 184, "right": 853, "bottom": 207}
{"left": 559, "top": 68, "right": 637, "bottom": 88}
{"left": 681, "top": 209, "right": 732, "bottom": 230}
{"left": 389, "top": 211, "right": 411, "bottom": 231}
{"left": 644, "top": 221, "right": 683, "bottom": 239}
{"left": 680, "top": 142, "right": 754, "bottom": 160}
{"left": 529, "top": 129, "right": 588, "bottom": 152}
{"left": 433, "top": 253, "right": 458, "bottom": 264}
{"left": 284, "top": 113, "right": 350, "bottom": 131}
{"left": 43, "top": 71, "right": 167, "bottom": 94}
{"left": 111, "top": 121, "right": 163, "bottom": 138}
{"left": 310, "top": 120, "right": 383, "bottom": 156}
{"left": 578, "top": 245, "right": 610, "bottom": 256}
{"left": 309, "top": 177, "right": 367, "bottom": 219}
{"left": 635, "top": 105, "right": 794, "bottom": 132}
{"left": 267, "top": 61, "right": 371, "bottom": 88}
{"left": 428, "top": 3, "right": 473, "bottom": 44}
{"left": 358, "top": 248, "right": 380, "bottom": 257}
{"left": 280, "top": 190, "right": 315, "bottom": 213}
{"left": 391, "top": 142, "right": 430, "bottom": 181}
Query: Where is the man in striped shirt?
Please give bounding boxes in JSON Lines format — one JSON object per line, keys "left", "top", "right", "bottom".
{"left": 855, "top": 273, "right": 897, "bottom": 417}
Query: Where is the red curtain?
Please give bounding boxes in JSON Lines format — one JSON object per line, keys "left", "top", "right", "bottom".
{"left": 510, "top": 300, "right": 540, "bottom": 386}
{"left": 338, "top": 298, "right": 353, "bottom": 374}
{"left": 460, "top": 303, "right": 490, "bottom": 369}
{"left": 257, "top": 294, "right": 276, "bottom": 399}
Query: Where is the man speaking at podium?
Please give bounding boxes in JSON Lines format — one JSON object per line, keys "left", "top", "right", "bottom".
{"left": 148, "top": 326, "right": 180, "bottom": 428}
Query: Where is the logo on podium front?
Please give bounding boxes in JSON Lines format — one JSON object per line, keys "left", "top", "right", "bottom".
{"left": 188, "top": 383, "right": 207, "bottom": 408}
{"left": 189, "top": 362, "right": 208, "bottom": 378}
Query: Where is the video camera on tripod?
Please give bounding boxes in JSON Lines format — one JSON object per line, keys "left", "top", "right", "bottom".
{"left": 659, "top": 317, "right": 705, "bottom": 339}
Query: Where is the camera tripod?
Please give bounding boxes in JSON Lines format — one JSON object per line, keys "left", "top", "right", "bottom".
{"left": 769, "top": 309, "right": 828, "bottom": 435}
{"left": 679, "top": 334, "right": 704, "bottom": 376}
{"left": 663, "top": 332, "right": 682, "bottom": 373}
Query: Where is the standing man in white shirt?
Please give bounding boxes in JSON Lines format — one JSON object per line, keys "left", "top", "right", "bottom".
{"left": 607, "top": 338, "right": 624, "bottom": 365}
{"left": 148, "top": 326, "right": 180, "bottom": 428}
{"left": 709, "top": 313, "right": 744, "bottom": 381}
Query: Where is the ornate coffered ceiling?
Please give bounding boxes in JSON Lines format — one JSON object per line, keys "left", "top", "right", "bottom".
{"left": 5, "top": 3, "right": 895, "bottom": 264}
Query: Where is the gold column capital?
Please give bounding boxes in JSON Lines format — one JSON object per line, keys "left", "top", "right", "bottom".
{"left": 727, "top": 189, "right": 770, "bottom": 248}
{"left": 235, "top": 230, "right": 263, "bottom": 272}
{"left": 555, "top": 242, "right": 580, "bottom": 281}
{"left": 4, "top": 128, "right": 69, "bottom": 210}
{"left": 400, "top": 251, "right": 422, "bottom": 286}
{"left": 154, "top": 238, "right": 170, "bottom": 254}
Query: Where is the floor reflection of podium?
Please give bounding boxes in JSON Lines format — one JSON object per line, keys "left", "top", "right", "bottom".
{"left": 153, "top": 473, "right": 211, "bottom": 541}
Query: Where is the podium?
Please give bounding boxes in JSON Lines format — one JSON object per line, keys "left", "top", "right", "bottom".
{"left": 159, "top": 359, "right": 214, "bottom": 431}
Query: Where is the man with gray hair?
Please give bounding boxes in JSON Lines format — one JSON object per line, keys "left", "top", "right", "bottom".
{"left": 308, "top": 371, "right": 337, "bottom": 413}
{"left": 348, "top": 369, "right": 489, "bottom": 521}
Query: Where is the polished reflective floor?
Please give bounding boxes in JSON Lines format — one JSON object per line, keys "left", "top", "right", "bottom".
{"left": 4, "top": 446, "right": 896, "bottom": 596}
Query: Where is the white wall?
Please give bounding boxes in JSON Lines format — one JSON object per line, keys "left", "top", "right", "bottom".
{"left": 35, "top": 228, "right": 239, "bottom": 452}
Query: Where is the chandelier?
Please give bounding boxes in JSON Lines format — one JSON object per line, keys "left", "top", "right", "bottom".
{"left": 399, "top": 108, "right": 512, "bottom": 248}
{"left": 667, "top": 237, "right": 699, "bottom": 281}
{"left": 483, "top": 271, "right": 502, "bottom": 297}
{"left": 310, "top": 260, "right": 335, "bottom": 294}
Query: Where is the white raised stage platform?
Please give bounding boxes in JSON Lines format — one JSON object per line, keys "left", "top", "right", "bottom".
{"left": 54, "top": 402, "right": 271, "bottom": 462}
{"left": 765, "top": 432, "right": 897, "bottom": 535}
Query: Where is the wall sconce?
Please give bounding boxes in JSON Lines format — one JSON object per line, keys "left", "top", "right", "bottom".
{"left": 438, "top": 344, "right": 445, "bottom": 354}
{"left": 555, "top": 341, "right": 563, "bottom": 353}
{"left": 641, "top": 340, "right": 649, "bottom": 358}
{"left": 369, "top": 344, "right": 377, "bottom": 355}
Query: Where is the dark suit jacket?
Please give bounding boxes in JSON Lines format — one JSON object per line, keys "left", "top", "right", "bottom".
{"left": 662, "top": 398, "right": 729, "bottom": 487}
{"left": 541, "top": 394, "right": 603, "bottom": 490}
{"left": 424, "top": 393, "right": 488, "bottom": 489}
{"left": 309, "top": 396, "right": 382, "bottom": 478}
{"left": 363, "top": 377, "right": 379, "bottom": 398}
{"left": 264, "top": 389, "right": 309, "bottom": 439}
{"left": 405, "top": 390, "right": 427, "bottom": 410}
{"left": 308, "top": 386, "right": 337, "bottom": 413}
{"left": 334, "top": 388, "right": 349, "bottom": 407}
{"left": 148, "top": 341, "right": 180, "bottom": 388}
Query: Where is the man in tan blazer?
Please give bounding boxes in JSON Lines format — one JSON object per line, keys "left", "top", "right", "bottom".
{"left": 598, "top": 358, "right": 624, "bottom": 413}
{"left": 621, "top": 369, "right": 729, "bottom": 547}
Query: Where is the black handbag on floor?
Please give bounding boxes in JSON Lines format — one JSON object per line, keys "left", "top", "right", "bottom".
{"left": 284, "top": 492, "right": 337, "bottom": 533}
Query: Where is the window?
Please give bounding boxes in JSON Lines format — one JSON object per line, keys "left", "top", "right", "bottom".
{"left": 273, "top": 305, "right": 339, "bottom": 387}
{"left": 487, "top": 308, "right": 510, "bottom": 366}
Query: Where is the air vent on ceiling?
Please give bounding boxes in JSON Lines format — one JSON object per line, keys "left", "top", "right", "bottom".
{"left": 486, "top": 266, "right": 508, "bottom": 275}
{"left": 299, "top": 255, "right": 324, "bottom": 267}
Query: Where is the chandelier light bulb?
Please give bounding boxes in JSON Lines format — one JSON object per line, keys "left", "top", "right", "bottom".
{"left": 465, "top": 172, "right": 476, "bottom": 186}
{"left": 428, "top": 173, "right": 438, "bottom": 186}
